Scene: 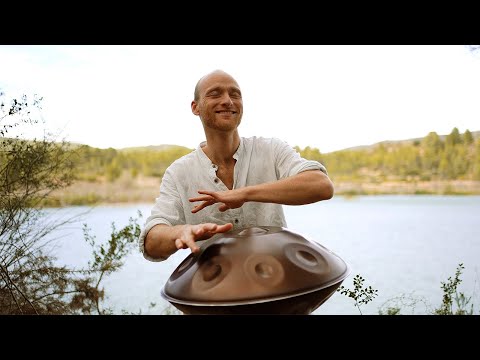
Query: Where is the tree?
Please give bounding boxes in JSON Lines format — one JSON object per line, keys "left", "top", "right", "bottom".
{"left": 445, "top": 127, "right": 462, "bottom": 147}
{"left": 420, "top": 131, "right": 442, "bottom": 177}
{"left": 463, "top": 129, "right": 474, "bottom": 146}
{"left": 0, "top": 90, "right": 140, "bottom": 314}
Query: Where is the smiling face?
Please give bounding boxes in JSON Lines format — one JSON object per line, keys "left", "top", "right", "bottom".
{"left": 191, "top": 70, "right": 243, "bottom": 132}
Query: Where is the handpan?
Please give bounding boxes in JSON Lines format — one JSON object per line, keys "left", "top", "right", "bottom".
{"left": 161, "top": 226, "right": 350, "bottom": 315}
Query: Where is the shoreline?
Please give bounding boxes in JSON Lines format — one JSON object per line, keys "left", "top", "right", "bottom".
{"left": 41, "top": 177, "right": 480, "bottom": 207}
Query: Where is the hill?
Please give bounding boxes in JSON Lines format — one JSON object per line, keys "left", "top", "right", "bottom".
{"left": 118, "top": 144, "right": 193, "bottom": 152}
{"left": 341, "top": 130, "right": 480, "bottom": 152}
{"left": 35, "top": 127, "right": 480, "bottom": 206}
{"left": 98, "top": 130, "right": 480, "bottom": 155}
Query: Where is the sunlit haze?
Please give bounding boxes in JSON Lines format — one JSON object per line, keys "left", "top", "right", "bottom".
{"left": 1, "top": 45, "right": 479, "bottom": 153}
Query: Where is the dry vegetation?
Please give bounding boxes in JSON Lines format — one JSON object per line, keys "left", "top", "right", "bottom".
{"left": 334, "top": 179, "right": 480, "bottom": 196}
{"left": 44, "top": 174, "right": 161, "bottom": 206}
{"left": 45, "top": 175, "right": 480, "bottom": 207}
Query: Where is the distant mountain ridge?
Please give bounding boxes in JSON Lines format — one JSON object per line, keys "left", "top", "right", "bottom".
{"left": 113, "top": 130, "right": 480, "bottom": 154}
{"left": 340, "top": 130, "right": 480, "bottom": 153}
{"left": 119, "top": 144, "right": 194, "bottom": 152}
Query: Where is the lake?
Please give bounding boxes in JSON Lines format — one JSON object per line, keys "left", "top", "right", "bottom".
{"left": 43, "top": 195, "right": 480, "bottom": 315}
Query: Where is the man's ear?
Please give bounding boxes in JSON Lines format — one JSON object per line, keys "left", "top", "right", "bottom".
{"left": 191, "top": 101, "right": 199, "bottom": 115}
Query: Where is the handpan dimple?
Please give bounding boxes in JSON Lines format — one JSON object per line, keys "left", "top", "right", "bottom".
{"left": 191, "top": 255, "right": 232, "bottom": 293}
{"left": 244, "top": 253, "right": 285, "bottom": 287}
{"left": 284, "top": 243, "right": 330, "bottom": 274}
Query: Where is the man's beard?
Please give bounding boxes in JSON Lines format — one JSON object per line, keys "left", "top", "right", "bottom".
{"left": 203, "top": 114, "right": 242, "bottom": 132}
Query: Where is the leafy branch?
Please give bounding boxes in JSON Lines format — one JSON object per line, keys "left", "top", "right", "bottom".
{"left": 337, "top": 274, "right": 378, "bottom": 315}
{"left": 434, "top": 263, "right": 474, "bottom": 315}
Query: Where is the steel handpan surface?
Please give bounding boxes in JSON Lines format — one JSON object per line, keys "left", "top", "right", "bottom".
{"left": 161, "top": 226, "right": 350, "bottom": 313}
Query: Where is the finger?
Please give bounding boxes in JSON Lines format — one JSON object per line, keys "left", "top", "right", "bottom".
{"left": 216, "top": 223, "right": 233, "bottom": 232}
{"left": 191, "top": 204, "right": 206, "bottom": 214}
{"left": 191, "top": 201, "right": 215, "bottom": 213}
{"left": 197, "top": 190, "right": 215, "bottom": 196}
{"left": 189, "top": 195, "right": 215, "bottom": 203}
{"left": 175, "top": 238, "right": 185, "bottom": 250}
{"left": 203, "top": 223, "right": 218, "bottom": 232}
{"left": 188, "top": 243, "right": 200, "bottom": 253}
{"left": 195, "top": 223, "right": 217, "bottom": 236}
{"left": 180, "top": 237, "right": 199, "bottom": 253}
{"left": 207, "top": 223, "right": 232, "bottom": 234}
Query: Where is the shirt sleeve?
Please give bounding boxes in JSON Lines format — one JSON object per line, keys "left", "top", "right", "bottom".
{"left": 273, "top": 138, "right": 328, "bottom": 179}
{"left": 138, "top": 167, "right": 186, "bottom": 262}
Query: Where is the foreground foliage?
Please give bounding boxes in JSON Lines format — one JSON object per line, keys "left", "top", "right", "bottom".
{"left": 338, "top": 263, "right": 476, "bottom": 315}
{"left": 0, "top": 90, "right": 140, "bottom": 314}
{"left": 337, "top": 274, "right": 379, "bottom": 315}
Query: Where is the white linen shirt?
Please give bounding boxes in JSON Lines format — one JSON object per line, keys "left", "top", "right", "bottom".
{"left": 139, "top": 136, "right": 327, "bottom": 262}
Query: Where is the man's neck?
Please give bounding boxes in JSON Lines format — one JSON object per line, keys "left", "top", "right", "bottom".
{"left": 202, "top": 131, "right": 240, "bottom": 165}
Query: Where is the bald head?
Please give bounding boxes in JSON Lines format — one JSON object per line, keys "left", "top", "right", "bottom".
{"left": 194, "top": 70, "right": 239, "bottom": 102}
{"left": 191, "top": 69, "right": 243, "bottom": 131}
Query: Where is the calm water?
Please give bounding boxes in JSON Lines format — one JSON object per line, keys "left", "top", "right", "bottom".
{"left": 44, "top": 195, "right": 480, "bottom": 315}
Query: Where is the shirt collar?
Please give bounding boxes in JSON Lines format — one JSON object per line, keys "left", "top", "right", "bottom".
{"left": 233, "top": 137, "right": 244, "bottom": 160}
{"left": 196, "top": 141, "right": 212, "bottom": 167}
{"left": 196, "top": 137, "right": 244, "bottom": 164}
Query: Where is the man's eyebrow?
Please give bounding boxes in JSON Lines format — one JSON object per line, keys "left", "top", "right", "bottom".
{"left": 206, "top": 86, "right": 221, "bottom": 94}
{"left": 206, "top": 85, "right": 241, "bottom": 94}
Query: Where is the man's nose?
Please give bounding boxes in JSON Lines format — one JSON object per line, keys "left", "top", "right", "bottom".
{"left": 221, "top": 93, "right": 233, "bottom": 106}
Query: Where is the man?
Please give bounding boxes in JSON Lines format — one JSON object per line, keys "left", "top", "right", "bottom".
{"left": 139, "top": 69, "right": 334, "bottom": 262}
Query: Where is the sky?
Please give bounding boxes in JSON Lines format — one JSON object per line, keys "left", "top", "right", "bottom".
{"left": 1, "top": 45, "right": 479, "bottom": 153}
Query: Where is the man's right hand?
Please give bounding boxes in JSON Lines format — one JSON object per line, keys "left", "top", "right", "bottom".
{"left": 174, "top": 223, "right": 233, "bottom": 254}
